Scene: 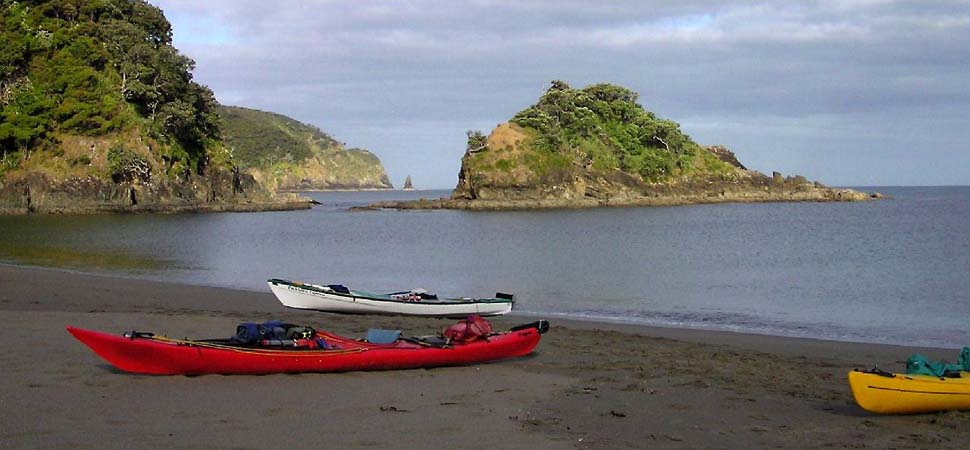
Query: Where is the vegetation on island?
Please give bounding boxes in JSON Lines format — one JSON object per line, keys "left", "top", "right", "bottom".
{"left": 455, "top": 81, "right": 736, "bottom": 201}
{"left": 441, "top": 80, "right": 872, "bottom": 207}
{"left": 509, "top": 80, "right": 713, "bottom": 182}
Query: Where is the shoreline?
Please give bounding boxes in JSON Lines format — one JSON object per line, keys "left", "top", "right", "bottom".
{"left": 2, "top": 262, "right": 935, "bottom": 350}
{"left": 3, "top": 263, "right": 969, "bottom": 449}
{"left": 0, "top": 261, "right": 928, "bottom": 354}
{"left": 0, "top": 195, "right": 312, "bottom": 216}
{"left": 366, "top": 188, "right": 880, "bottom": 211}
{"left": 1, "top": 263, "right": 949, "bottom": 355}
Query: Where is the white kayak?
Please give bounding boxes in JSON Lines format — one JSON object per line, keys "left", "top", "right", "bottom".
{"left": 268, "top": 279, "right": 514, "bottom": 317}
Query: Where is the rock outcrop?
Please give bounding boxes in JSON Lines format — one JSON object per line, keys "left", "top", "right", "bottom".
{"left": 706, "top": 145, "right": 746, "bottom": 170}
{"left": 0, "top": 133, "right": 308, "bottom": 215}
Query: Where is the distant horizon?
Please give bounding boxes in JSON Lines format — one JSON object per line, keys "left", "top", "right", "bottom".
{"left": 152, "top": 1, "right": 970, "bottom": 188}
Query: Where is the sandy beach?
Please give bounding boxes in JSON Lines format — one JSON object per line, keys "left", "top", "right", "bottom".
{"left": 2, "top": 264, "right": 968, "bottom": 449}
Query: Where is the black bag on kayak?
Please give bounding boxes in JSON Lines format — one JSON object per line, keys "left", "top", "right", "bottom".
{"left": 233, "top": 322, "right": 261, "bottom": 345}
{"left": 258, "top": 320, "right": 288, "bottom": 340}
{"left": 327, "top": 284, "right": 350, "bottom": 294}
{"left": 232, "top": 320, "right": 315, "bottom": 345}
{"left": 284, "top": 325, "right": 316, "bottom": 339}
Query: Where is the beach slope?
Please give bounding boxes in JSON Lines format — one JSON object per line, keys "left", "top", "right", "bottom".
{"left": 1, "top": 264, "right": 967, "bottom": 449}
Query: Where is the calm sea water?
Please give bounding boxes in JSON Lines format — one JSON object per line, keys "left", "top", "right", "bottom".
{"left": 1, "top": 187, "right": 968, "bottom": 348}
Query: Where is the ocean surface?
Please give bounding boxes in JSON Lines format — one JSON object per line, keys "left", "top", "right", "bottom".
{"left": 1, "top": 187, "right": 968, "bottom": 348}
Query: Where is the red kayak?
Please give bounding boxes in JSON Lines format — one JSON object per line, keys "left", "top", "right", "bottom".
{"left": 66, "top": 320, "right": 548, "bottom": 375}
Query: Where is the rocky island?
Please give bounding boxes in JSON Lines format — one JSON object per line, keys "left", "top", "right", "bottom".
{"left": 371, "top": 81, "right": 877, "bottom": 211}
{"left": 219, "top": 106, "right": 392, "bottom": 192}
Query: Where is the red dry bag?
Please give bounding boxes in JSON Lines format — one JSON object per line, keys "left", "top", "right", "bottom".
{"left": 443, "top": 315, "right": 493, "bottom": 343}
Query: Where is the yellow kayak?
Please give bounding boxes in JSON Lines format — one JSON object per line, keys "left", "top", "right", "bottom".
{"left": 849, "top": 369, "right": 970, "bottom": 414}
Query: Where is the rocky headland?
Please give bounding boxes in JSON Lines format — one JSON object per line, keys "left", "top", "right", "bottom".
{"left": 0, "top": 1, "right": 387, "bottom": 215}
{"left": 218, "top": 106, "right": 393, "bottom": 192}
{"left": 0, "top": 132, "right": 310, "bottom": 215}
{"left": 0, "top": 1, "right": 315, "bottom": 215}
{"left": 370, "top": 82, "right": 878, "bottom": 211}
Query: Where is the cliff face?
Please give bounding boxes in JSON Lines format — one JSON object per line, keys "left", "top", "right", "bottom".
{"left": 0, "top": 132, "right": 303, "bottom": 215}
{"left": 444, "top": 82, "right": 873, "bottom": 208}
{"left": 219, "top": 106, "right": 392, "bottom": 191}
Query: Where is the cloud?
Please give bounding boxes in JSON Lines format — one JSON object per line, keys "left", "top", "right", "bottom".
{"left": 151, "top": 0, "right": 970, "bottom": 187}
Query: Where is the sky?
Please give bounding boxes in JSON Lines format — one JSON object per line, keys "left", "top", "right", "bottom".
{"left": 150, "top": 0, "right": 970, "bottom": 189}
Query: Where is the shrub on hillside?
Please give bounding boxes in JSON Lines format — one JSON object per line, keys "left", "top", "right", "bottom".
{"left": 107, "top": 144, "right": 150, "bottom": 183}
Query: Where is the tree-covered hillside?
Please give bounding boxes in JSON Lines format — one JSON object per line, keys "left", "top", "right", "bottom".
{"left": 1, "top": 0, "right": 221, "bottom": 179}
{"left": 218, "top": 105, "right": 338, "bottom": 170}
{"left": 508, "top": 81, "right": 728, "bottom": 182}
{"left": 0, "top": 0, "right": 311, "bottom": 213}
{"left": 219, "top": 106, "right": 392, "bottom": 191}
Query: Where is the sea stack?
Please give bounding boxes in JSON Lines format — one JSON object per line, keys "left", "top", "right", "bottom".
{"left": 403, "top": 175, "right": 414, "bottom": 191}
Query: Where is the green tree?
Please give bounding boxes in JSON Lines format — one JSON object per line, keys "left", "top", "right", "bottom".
{"left": 466, "top": 130, "right": 487, "bottom": 153}
{"left": 0, "top": 0, "right": 221, "bottom": 170}
{"left": 0, "top": 81, "right": 54, "bottom": 156}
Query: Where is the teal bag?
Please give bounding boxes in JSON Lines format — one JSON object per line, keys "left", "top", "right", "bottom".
{"left": 906, "top": 347, "right": 970, "bottom": 377}
{"left": 961, "top": 347, "right": 970, "bottom": 370}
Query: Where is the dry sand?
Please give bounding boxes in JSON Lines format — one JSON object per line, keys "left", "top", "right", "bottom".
{"left": 2, "top": 264, "right": 969, "bottom": 449}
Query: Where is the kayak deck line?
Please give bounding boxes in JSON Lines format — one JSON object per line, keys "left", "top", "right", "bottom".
{"left": 849, "top": 369, "right": 970, "bottom": 414}
{"left": 865, "top": 385, "right": 970, "bottom": 396}
{"left": 149, "top": 335, "right": 369, "bottom": 356}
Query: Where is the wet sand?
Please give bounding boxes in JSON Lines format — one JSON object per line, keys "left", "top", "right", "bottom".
{"left": 1, "top": 264, "right": 968, "bottom": 449}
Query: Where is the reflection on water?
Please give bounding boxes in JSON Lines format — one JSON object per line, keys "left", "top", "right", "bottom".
{"left": 1, "top": 187, "right": 969, "bottom": 348}
{"left": 0, "top": 242, "right": 174, "bottom": 271}
{"left": 0, "top": 214, "right": 181, "bottom": 272}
